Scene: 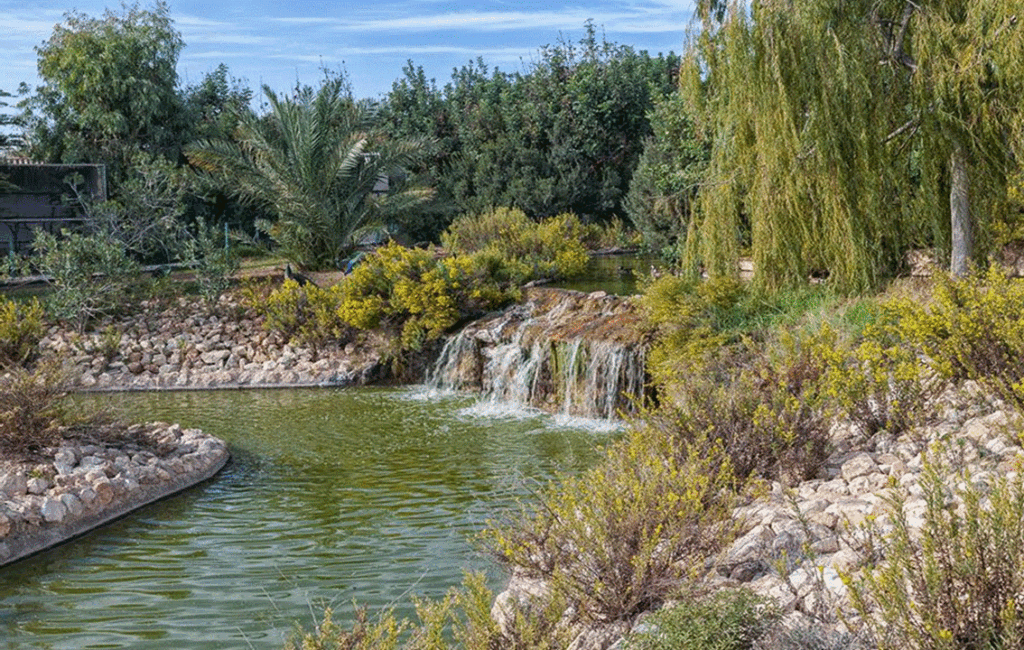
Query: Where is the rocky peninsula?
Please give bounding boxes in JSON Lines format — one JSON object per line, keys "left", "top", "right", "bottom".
{"left": 1, "top": 285, "right": 385, "bottom": 569}
{"left": 0, "top": 422, "right": 228, "bottom": 567}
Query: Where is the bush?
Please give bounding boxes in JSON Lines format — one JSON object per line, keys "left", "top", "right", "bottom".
{"left": 284, "top": 607, "right": 403, "bottom": 650}
{"left": 883, "top": 267, "right": 1024, "bottom": 413}
{"left": 818, "top": 322, "right": 942, "bottom": 436}
{"left": 31, "top": 229, "right": 140, "bottom": 331}
{"left": 845, "top": 446, "right": 1024, "bottom": 650}
{"left": 338, "top": 242, "right": 517, "bottom": 351}
{"left": 441, "top": 208, "right": 589, "bottom": 282}
{"left": 287, "top": 572, "right": 570, "bottom": 650}
{"left": 483, "top": 426, "right": 740, "bottom": 624}
{"left": 0, "top": 297, "right": 45, "bottom": 366}
{"left": 651, "top": 334, "right": 832, "bottom": 484}
{"left": 625, "top": 589, "right": 780, "bottom": 650}
{"left": 256, "top": 279, "right": 351, "bottom": 352}
{"left": 0, "top": 362, "right": 72, "bottom": 457}
{"left": 183, "top": 218, "right": 240, "bottom": 306}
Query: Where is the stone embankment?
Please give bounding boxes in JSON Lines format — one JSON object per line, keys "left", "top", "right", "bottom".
{"left": 0, "top": 422, "right": 228, "bottom": 567}
{"left": 38, "top": 293, "right": 384, "bottom": 390}
{"left": 716, "top": 402, "right": 1018, "bottom": 628}
{"left": 494, "top": 387, "right": 1022, "bottom": 649}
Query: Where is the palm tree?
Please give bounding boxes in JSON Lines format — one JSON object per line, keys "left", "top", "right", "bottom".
{"left": 186, "top": 76, "right": 433, "bottom": 269}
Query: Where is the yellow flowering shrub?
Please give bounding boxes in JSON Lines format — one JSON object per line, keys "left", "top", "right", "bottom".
{"left": 0, "top": 297, "right": 45, "bottom": 366}
{"left": 651, "top": 331, "right": 832, "bottom": 484}
{"left": 884, "top": 267, "right": 1024, "bottom": 411}
{"left": 441, "top": 208, "right": 590, "bottom": 282}
{"left": 846, "top": 446, "right": 1024, "bottom": 650}
{"left": 338, "top": 243, "right": 517, "bottom": 351}
{"left": 257, "top": 279, "right": 350, "bottom": 351}
{"left": 817, "top": 321, "right": 941, "bottom": 435}
{"left": 483, "top": 425, "right": 740, "bottom": 624}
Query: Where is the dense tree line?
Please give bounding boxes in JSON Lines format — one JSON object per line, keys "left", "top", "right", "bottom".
{"left": 380, "top": 23, "right": 681, "bottom": 240}
{"left": 10, "top": 0, "right": 1018, "bottom": 286}
{"left": 3, "top": 5, "right": 680, "bottom": 267}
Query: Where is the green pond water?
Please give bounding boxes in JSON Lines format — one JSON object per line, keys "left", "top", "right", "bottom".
{"left": 0, "top": 387, "right": 615, "bottom": 649}
{"left": 553, "top": 254, "right": 658, "bottom": 296}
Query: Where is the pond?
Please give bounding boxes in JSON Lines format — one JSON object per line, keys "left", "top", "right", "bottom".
{"left": 0, "top": 387, "right": 615, "bottom": 649}
{"left": 552, "top": 253, "right": 661, "bottom": 296}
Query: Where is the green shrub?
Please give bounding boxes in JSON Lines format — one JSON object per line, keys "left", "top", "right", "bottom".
{"left": 31, "top": 229, "right": 140, "bottom": 331}
{"left": 284, "top": 607, "right": 404, "bottom": 650}
{"left": 0, "top": 362, "right": 72, "bottom": 457}
{"left": 818, "top": 322, "right": 941, "bottom": 436}
{"left": 183, "top": 218, "right": 240, "bottom": 306}
{"left": 581, "top": 216, "right": 643, "bottom": 251}
{"left": 483, "top": 426, "right": 739, "bottom": 624}
{"left": 845, "top": 446, "right": 1024, "bottom": 650}
{"left": 0, "top": 297, "right": 45, "bottom": 366}
{"left": 625, "top": 589, "right": 780, "bottom": 650}
{"left": 287, "top": 572, "right": 569, "bottom": 650}
{"left": 638, "top": 275, "right": 840, "bottom": 387}
{"left": 338, "top": 242, "right": 516, "bottom": 352}
{"left": 885, "top": 267, "right": 1024, "bottom": 411}
{"left": 652, "top": 334, "right": 832, "bottom": 484}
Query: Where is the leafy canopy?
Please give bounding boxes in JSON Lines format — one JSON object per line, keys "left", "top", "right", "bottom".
{"left": 680, "top": 0, "right": 1024, "bottom": 292}
{"left": 24, "top": 1, "right": 185, "bottom": 179}
{"left": 187, "top": 74, "right": 434, "bottom": 269}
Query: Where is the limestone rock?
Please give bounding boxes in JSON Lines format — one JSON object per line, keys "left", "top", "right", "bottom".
{"left": 841, "top": 453, "right": 878, "bottom": 482}
{"left": 41, "top": 497, "right": 67, "bottom": 523}
{"left": 0, "top": 472, "right": 27, "bottom": 498}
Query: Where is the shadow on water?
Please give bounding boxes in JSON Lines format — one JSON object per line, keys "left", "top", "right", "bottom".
{"left": 551, "top": 253, "right": 663, "bottom": 296}
{"left": 0, "top": 387, "right": 613, "bottom": 650}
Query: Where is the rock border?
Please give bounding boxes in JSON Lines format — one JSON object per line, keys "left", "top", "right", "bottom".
{"left": 0, "top": 423, "right": 229, "bottom": 568}
{"left": 39, "top": 293, "right": 385, "bottom": 392}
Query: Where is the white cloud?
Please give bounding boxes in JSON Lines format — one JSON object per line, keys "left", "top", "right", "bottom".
{"left": 266, "top": 6, "right": 688, "bottom": 34}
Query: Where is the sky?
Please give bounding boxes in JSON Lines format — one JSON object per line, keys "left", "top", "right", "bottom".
{"left": 2, "top": 0, "right": 695, "bottom": 106}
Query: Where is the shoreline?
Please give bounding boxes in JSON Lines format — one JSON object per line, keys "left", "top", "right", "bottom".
{"left": 2, "top": 287, "right": 385, "bottom": 569}
{"left": 0, "top": 422, "right": 230, "bottom": 568}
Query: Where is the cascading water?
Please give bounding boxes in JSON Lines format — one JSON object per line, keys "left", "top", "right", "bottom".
{"left": 427, "top": 289, "right": 649, "bottom": 419}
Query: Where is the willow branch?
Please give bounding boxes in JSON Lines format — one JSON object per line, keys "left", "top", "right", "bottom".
{"left": 883, "top": 117, "right": 919, "bottom": 144}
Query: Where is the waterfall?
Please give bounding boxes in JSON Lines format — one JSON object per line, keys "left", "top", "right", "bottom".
{"left": 427, "top": 289, "right": 649, "bottom": 419}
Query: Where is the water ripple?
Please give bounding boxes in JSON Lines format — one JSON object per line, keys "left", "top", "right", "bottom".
{"left": 0, "top": 388, "right": 607, "bottom": 649}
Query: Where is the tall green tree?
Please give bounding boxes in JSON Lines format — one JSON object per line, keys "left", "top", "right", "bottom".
{"left": 377, "top": 62, "right": 458, "bottom": 242}
{"left": 450, "top": 26, "right": 680, "bottom": 220}
{"left": 186, "top": 75, "right": 434, "bottom": 269}
{"left": 22, "top": 1, "right": 185, "bottom": 181}
{"left": 0, "top": 88, "right": 26, "bottom": 154}
{"left": 0, "top": 88, "right": 26, "bottom": 193}
{"left": 907, "top": 0, "right": 1024, "bottom": 275}
{"left": 382, "top": 25, "right": 680, "bottom": 226}
{"left": 682, "top": 0, "right": 1024, "bottom": 291}
{"left": 180, "top": 64, "right": 265, "bottom": 232}
{"left": 624, "top": 91, "right": 709, "bottom": 258}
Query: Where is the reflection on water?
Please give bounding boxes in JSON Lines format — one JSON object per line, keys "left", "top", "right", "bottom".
{"left": 551, "top": 254, "right": 661, "bottom": 296}
{"left": 0, "top": 387, "right": 612, "bottom": 649}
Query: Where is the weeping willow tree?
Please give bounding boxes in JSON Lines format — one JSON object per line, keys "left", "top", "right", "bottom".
{"left": 682, "top": 0, "right": 1024, "bottom": 292}
{"left": 910, "top": 1, "right": 1024, "bottom": 276}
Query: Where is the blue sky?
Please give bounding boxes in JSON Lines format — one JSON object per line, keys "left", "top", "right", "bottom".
{"left": 2, "top": 0, "right": 695, "bottom": 105}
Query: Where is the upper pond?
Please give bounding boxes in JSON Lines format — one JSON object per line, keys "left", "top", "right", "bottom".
{"left": 0, "top": 387, "right": 614, "bottom": 649}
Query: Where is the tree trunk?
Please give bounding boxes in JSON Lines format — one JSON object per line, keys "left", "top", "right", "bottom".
{"left": 950, "top": 140, "right": 972, "bottom": 276}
